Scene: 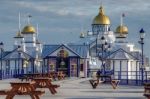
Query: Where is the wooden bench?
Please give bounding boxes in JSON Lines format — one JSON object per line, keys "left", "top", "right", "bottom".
{"left": 89, "top": 79, "right": 103, "bottom": 89}
{"left": 111, "top": 80, "right": 120, "bottom": 89}
{"left": 0, "top": 81, "right": 45, "bottom": 99}
{"left": 57, "top": 71, "right": 66, "bottom": 80}
{"left": 144, "top": 83, "right": 150, "bottom": 99}
{"left": 144, "top": 93, "right": 150, "bottom": 99}
{"left": 0, "top": 89, "right": 45, "bottom": 99}
{"left": 19, "top": 76, "right": 33, "bottom": 81}
{"left": 0, "top": 90, "right": 10, "bottom": 95}
{"left": 89, "top": 74, "right": 120, "bottom": 89}
{"left": 33, "top": 78, "right": 60, "bottom": 94}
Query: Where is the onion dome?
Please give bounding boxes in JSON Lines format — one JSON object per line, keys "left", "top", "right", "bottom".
{"left": 80, "top": 32, "right": 85, "bottom": 38}
{"left": 115, "top": 25, "right": 128, "bottom": 38}
{"left": 14, "top": 31, "right": 23, "bottom": 38}
{"left": 22, "top": 25, "right": 36, "bottom": 34}
{"left": 93, "top": 6, "right": 110, "bottom": 25}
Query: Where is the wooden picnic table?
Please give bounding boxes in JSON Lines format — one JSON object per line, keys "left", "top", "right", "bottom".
{"left": 0, "top": 81, "right": 45, "bottom": 99}
{"left": 97, "top": 75, "right": 112, "bottom": 82}
{"left": 23, "top": 73, "right": 42, "bottom": 78}
{"left": 57, "top": 71, "right": 66, "bottom": 80}
{"left": 144, "top": 83, "right": 150, "bottom": 99}
{"left": 89, "top": 75, "right": 120, "bottom": 89}
{"left": 32, "top": 77, "right": 60, "bottom": 94}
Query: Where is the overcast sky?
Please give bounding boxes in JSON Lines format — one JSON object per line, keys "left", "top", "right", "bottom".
{"left": 0, "top": 0, "right": 150, "bottom": 57}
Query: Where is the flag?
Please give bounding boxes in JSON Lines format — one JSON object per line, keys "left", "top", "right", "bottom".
{"left": 28, "top": 15, "right": 32, "bottom": 18}
{"left": 122, "top": 13, "right": 125, "bottom": 17}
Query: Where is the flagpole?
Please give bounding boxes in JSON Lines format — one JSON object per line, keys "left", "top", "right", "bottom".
{"left": 121, "top": 14, "right": 123, "bottom": 26}
{"left": 19, "top": 12, "right": 21, "bottom": 32}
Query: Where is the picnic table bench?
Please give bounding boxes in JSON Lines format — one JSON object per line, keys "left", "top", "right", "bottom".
{"left": 144, "top": 83, "right": 150, "bottom": 99}
{"left": 32, "top": 77, "right": 60, "bottom": 94}
{"left": 57, "top": 71, "right": 66, "bottom": 80}
{"left": 89, "top": 79, "right": 104, "bottom": 89}
{"left": 0, "top": 81, "right": 45, "bottom": 99}
{"left": 89, "top": 75, "right": 120, "bottom": 89}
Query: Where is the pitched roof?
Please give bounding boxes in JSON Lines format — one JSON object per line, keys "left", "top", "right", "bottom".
{"left": 3, "top": 48, "right": 34, "bottom": 60}
{"left": 68, "top": 44, "right": 89, "bottom": 58}
{"left": 42, "top": 44, "right": 89, "bottom": 58}
{"left": 25, "top": 47, "right": 37, "bottom": 58}
{"left": 107, "top": 48, "right": 138, "bottom": 60}
{"left": 42, "top": 45, "right": 60, "bottom": 58}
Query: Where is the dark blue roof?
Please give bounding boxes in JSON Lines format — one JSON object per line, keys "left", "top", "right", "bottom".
{"left": 42, "top": 45, "right": 60, "bottom": 58}
{"left": 0, "top": 51, "right": 11, "bottom": 59}
{"left": 25, "top": 47, "right": 37, "bottom": 58}
{"left": 107, "top": 48, "right": 138, "bottom": 60}
{"left": 68, "top": 44, "right": 89, "bottom": 58}
{"left": 42, "top": 44, "right": 89, "bottom": 58}
{"left": 3, "top": 48, "right": 34, "bottom": 60}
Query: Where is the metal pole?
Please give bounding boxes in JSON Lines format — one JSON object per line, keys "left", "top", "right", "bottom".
{"left": 102, "top": 44, "right": 104, "bottom": 75}
{"left": 141, "top": 38, "right": 144, "bottom": 84}
{"left": 1, "top": 48, "right": 2, "bottom": 80}
{"left": 18, "top": 52, "right": 20, "bottom": 76}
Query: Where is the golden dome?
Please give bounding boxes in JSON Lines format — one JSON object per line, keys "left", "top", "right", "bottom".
{"left": 14, "top": 31, "right": 23, "bottom": 38}
{"left": 115, "top": 25, "right": 128, "bottom": 38}
{"left": 116, "top": 25, "right": 128, "bottom": 34}
{"left": 22, "top": 25, "right": 36, "bottom": 34}
{"left": 93, "top": 6, "right": 110, "bottom": 25}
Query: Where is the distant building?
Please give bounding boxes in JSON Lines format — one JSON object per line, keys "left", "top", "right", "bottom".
{"left": 0, "top": 5, "right": 149, "bottom": 85}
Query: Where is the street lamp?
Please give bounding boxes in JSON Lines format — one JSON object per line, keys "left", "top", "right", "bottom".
{"left": 106, "top": 44, "right": 111, "bottom": 71}
{"left": 100, "top": 36, "right": 107, "bottom": 75}
{"left": 139, "top": 28, "right": 145, "bottom": 84}
{"left": 17, "top": 46, "right": 23, "bottom": 76}
{"left": 0, "top": 42, "right": 3, "bottom": 80}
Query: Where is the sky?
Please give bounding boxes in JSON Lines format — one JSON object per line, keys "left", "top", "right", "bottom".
{"left": 0, "top": 0, "right": 150, "bottom": 57}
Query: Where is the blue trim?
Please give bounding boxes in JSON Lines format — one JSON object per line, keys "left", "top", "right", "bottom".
{"left": 96, "top": 38, "right": 97, "bottom": 56}
{"left": 78, "top": 58, "right": 80, "bottom": 77}
{"left": 119, "top": 61, "right": 122, "bottom": 80}
{"left": 47, "top": 59, "right": 49, "bottom": 73}
{"left": 77, "top": 58, "right": 79, "bottom": 77}
{"left": 113, "top": 61, "right": 115, "bottom": 74}
{"left": 68, "top": 58, "right": 70, "bottom": 77}
{"left": 14, "top": 60, "right": 17, "bottom": 77}
{"left": 135, "top": 61, "right": 137, "bottom": 84}
{"left": 127, "top": 61, "right": 128, "bottom": 84}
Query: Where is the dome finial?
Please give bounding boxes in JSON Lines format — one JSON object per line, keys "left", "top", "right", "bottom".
{"left": 99, "top": 5, "right": 104, "bottom": 15}
{"left": 14, "top": 12, "right": 23, "bottom": 38}
{"left": 120, "top": 13, "right": 125, "bottom": 26}
{"left": 93, "top": 5, "right": 110, "bottom": 25}
{"left": 18, "top": 12, "right": 21, "bottom": 32}
{"left": 115, "top": 13, "right": 128, "bottom": 38}
{"left": 27, "top": 14, "right": 32, "bottom": 25}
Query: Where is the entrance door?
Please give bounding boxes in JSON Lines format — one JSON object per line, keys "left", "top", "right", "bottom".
{"left": 80, "top": 64, "right": 84, "bottom": 77}
{"left": 57, "top": 58, "right": 68, "bottom": 76}
{"left": 70, "top": 64, "right": 77, "bottom": 77}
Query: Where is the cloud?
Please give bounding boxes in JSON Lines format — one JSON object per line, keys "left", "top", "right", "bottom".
{"left": 14, "top": 1, "right": 90, "bottom": 17}
{"left": 0, "top": 0, "right": 150, "bottom": 57}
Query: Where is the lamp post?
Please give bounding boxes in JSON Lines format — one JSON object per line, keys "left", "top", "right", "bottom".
{"left": 17, "top": 46, "right": 23, "bottom": 76}
{"left": 0, "top": 42, "right": 3, "bottom": 80}
{"left": 139, "top": 28, "right": 145, "bottom": 84}
{"left": 107, "top": 44, "right": 111, "bottom": 71}
{"left": 100, "top": 36, "right": 107, "bottom": 75}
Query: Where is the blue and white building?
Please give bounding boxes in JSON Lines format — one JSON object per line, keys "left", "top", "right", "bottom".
{"left": 0, "top": 5, "right": 149, "bottom": 85}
